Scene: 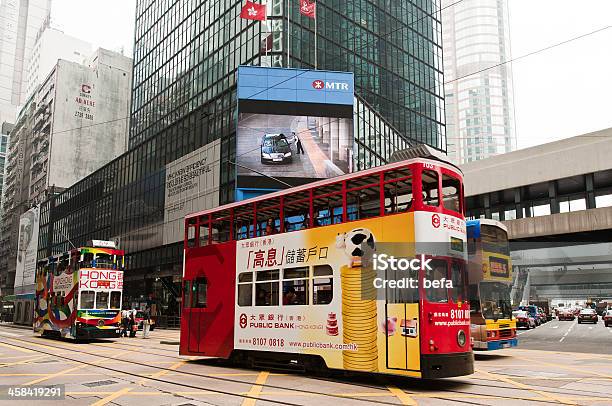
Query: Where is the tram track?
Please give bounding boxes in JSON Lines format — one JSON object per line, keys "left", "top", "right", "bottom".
{"left": 2, "top": 334, "right": 607, "bottom": 406}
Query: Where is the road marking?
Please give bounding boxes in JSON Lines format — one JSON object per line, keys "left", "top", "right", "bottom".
{"left": 242, "top": 371, "right": 270, "bottom": 406}
{"left": 90, "top": 387, "right": 133, "bottom": 406}
{"left": 552, "top": 325, "right": 559, "bottom": 329}
{"left": 0, "top": 341, "right": 35, "bottom": 353}
{"left": 387, "top": 386, "right": 417, "bottom": 405}
{"left": 137, "top": 360, "right": 186, "bottom": 385}
{"left": 512, "top": 355, "right": 612, "bottom": 379}
{"left": 0, "top": 355, "right": 50, "bottom": 368}
{"left": 559, "top": 320, "right": 577, "bottom": 342}
{"left": 475, "top": 368, "right": 577, "bottom": 405}
{"left": 0, "top": 331, "right": 22, "bottom": 337}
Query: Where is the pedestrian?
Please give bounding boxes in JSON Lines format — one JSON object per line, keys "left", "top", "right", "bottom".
{"left": 142, "top": 306, "right": 152, "bottom": 339}
{"left": 121, "top": 307, "right": 130, "bottom": 337}
{"left": 129, "top": 309, "right": 137, "bottom": 338}
{"left": 295, "top": 134, "right": 304, "bottom": 154}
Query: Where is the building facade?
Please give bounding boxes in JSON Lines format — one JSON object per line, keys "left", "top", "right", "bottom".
{"left": 24, "top": 27, "right": 93, "bottom": 99}
{"left": 0, "top": 0, "right": 52, "bottom": 124}
{"left": 0, "top": 123, "right": 12, "bottom": 218}
{"left": 442, "top": 0, "right": 516, "bottom": 164}
{"left": 38, "top": 0, "right": 446, "bottom": 317}
{"left": 0, "top": 49, "right": 132, "bottom": 297}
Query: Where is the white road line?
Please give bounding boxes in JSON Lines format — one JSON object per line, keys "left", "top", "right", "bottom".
{"left": 0, "top": 331, "right": 22, "bottom": 337}
{"left": 559, "top": 320, "right": 577, "bottom": 343}
{"left": 552, "top": 325, "right": 559, "bottom": 329}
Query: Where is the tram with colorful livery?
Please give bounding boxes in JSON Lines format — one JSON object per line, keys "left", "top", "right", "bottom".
{"left": 467, "top": 220, "right": 517, "bottom": 350}
{"left": 180, "top": 152, "right": 474, "bottom": 379}
{"left": 33, "top": 241, "right": 125, "bottom": 340}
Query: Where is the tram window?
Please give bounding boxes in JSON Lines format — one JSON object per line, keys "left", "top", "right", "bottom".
{"left": 83, "top": 253, "right": 94, "bottom": 268}
{"left": 283, "top": 267, "right": 308, "bottom": 279}
{"left": 80, "top": 291, "right": 95, "bottom": 309}
{"left": 284, "top": 190, "right": 311, "bottom": 231}
{"left": 238, "top": 272, "right": 253, "bottom": 307}
{"left": 211, "top": 218, "right": 231, "bottom": 243}
{"left": 257, "top": 198, "right": 281, "bottom": 235}
{"left": 347, "top": 186, "right": 381, "bottom": 221}
{"left": 450, "top": 262, "right": 466, "bottom": 303}
{"left": 442, "top": 174, "right": 461, "bottom": 213}
{"left": 282, "top": 267, "right": 309, "bottom": 306}
{"left": 313, "top": 265, "right": 333, "bottom": 305}
{"left": 183, "top": 281, "right": 191, "bottom": 308}
{"left": 422, "top": 170, "right": 439, "bottom": 207}
{"left": 255, "top": 283, "right": 279, "bottom": 306}
{"left": 313, "top": 194, "right": 343, "bottom": 227}
{"left": 199, "top": 222, "right": 210, "bottom": 246}
{"left": 96, "top": 291, "right": 109, "bottom": 309}
{"left": 425, "top": 259, "right": 449, "bottom": 303}
{"left": 386, "top": 268, "right": 419, "bottom": 303}
{"left": 95, "top": 253, "right": 113, "bottom": 269}
{"left": 194, "top": 278, "right": 207, "bottom": 308}
{"left": 187, "top": 221, "right": 196, "bottom": 248}
{"left": 235, "top": 204, "right": 255, "bottom": 240}
{"left": 384, "top": 178, "right": 413, "bottom": 214}
{"left": 110, "top": 291, "right": 121, "bottom": 309}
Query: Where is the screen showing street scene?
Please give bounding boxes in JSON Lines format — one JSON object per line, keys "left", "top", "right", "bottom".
{"left": 236, "top": 112, "right": 354, "bottom": 181}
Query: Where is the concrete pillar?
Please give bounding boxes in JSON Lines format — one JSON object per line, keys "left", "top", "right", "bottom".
{"left": 484, "top": 193, "right": 492, "bottom": 219}
{"left": 514, "top": 188, "right": 523, "bottom": 219}
{"left": 549, "top": 181, "right": 559, "bottom": 214}
{"left": 586, "top": 173, "right": 596, "bottom": 209}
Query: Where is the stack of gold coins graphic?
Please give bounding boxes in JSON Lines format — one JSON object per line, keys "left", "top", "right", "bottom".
{"left": 341, "top": 264, "right": 378, "bottom": 371}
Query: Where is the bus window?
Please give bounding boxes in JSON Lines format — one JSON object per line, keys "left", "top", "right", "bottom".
{"left": 442, "top": 174, "right": 461, "bottom": 213}
{"left": 313, "top": 265, "right": 333, "bottom": 305}
{"left": 110, "top": 291, "right": 121, "bottom": 309}
{"left": 282, "top": 267, "right": 309, "bottom": 305}
{"left": 96, "top": 291, "right": 109, "bottom": 309}
{"left": 186, "top": 218, "right": 196, "bottom": 248}
{"left": 425, "top": 259, "right": 448, "bottom": 303}
{"left": 80, "top": 291, "right": 95, "bottom": 309}
{"left": 194, "top": 278, "right": 207, "bottom": 308}
{"left": 468, "top": 285, "right": 480, "bottom": 315}
{"left": 238, "top": 272, "right": 253, "bottom": 306}
{"left": 255, "top": 270, "right": 279, "bottom": 306}
{"left": 422, "top": 170, "right": 439, "bottom": 207}
{"left": 450, "top": 262, "right": 466, "bottom": 303}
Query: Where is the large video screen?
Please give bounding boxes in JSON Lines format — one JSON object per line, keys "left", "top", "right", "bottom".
{"left": 236, "top": 66, "right": 355, "bottom": 194}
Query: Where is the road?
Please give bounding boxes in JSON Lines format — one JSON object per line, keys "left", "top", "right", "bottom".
{"left": 516, "top": 317, "right": 612, "bottom": 354}
{"left": 0, "top": 324, "right": 611, "bottom": 406}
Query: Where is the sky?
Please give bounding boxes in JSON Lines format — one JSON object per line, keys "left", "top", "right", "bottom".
{"left": 49, "top": 0, "right": 612, "bottom": 150}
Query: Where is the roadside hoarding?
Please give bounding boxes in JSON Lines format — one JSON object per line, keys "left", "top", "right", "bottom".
{"left": 14, "top": 205, "right": 40, "bottom": 295}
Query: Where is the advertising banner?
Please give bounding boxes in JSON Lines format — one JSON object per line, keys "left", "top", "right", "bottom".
{"left": 236, "top": 66, "right": 355, "bottom": 195}
{"left": 14, "top": 205, "right": 40, "bottom": 295}
{"left": 163, "top": 139, "right": 221, "bottom": 244}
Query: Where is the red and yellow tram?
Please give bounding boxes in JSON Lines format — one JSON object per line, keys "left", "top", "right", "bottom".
{"left": 180, "top": 156, "right": 473, "bottom": 378}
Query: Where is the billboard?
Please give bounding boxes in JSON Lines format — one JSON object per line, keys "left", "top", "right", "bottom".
{"left": 237, "top": 66, "right": 355, "bottom": 195}
{"left": 163, "top": 139, "right": 221, "bottom": 244}
{"left": 14, "top": 205, "right": 40, "bottom": 295}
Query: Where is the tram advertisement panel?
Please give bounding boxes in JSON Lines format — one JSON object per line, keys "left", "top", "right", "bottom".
{"left": 34, "top": 268, "right": 79, "bottom": 338}
{"left": 234, "top": 214, "right": 424, "bottom": 374}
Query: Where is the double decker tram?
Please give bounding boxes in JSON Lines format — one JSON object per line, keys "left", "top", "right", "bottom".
{"left": 181, "top": 155, "right": 473, "bottom": 378}
{"left": 466, "top": 220, "right": 517, "bottom": 350}
{"left": 33, "top": 241, "right": 125, "bottom": 340}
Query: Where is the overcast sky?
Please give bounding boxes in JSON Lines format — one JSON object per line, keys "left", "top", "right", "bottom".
{"left": 50, "top": 0, "right": 612, "bottom": 150}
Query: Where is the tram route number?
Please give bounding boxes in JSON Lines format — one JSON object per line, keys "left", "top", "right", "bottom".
{"left": 252, "top": 337, "right": 285, "bottom": 347}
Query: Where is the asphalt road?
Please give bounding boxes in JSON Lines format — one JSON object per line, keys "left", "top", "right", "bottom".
{"left": 1, "top": 323, "right": 612, "bottom": 405}
{"left": 516, "top": 317, "right": 612, "bottom": 354}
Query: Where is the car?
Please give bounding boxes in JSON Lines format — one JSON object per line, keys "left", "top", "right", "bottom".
{"left": 513, "top": 310, "right": 536, "bottom": 329}
{"left": 536, "top": 307, "right": 548, "bottom": 324}
{"left": 577, "top": 308, "right": 598, "bottom": 324}
{"left": 604, "top": 310, "right": 612, "bottom": 327}
{"left": 558, "top": 309, "right": 575, "bottom": 321}
{"left": 260, "top": 133, "right": 293, "bottom": 164}
{"left": 518, "top": 305, "right": 541, "bottom": 326}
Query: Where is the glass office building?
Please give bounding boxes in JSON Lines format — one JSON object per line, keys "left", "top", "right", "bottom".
{"left": 38, "top": 0, "right": 445, "bottom": 314}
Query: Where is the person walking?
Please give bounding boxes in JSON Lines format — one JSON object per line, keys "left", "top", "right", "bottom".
{"left": 142, "top": 306, "right": 152, "bottom": 339}
{"left": 121, "top": 308, "right": 130, "bottom": 337}
{"left": 295, "top": 134, "right": 304, "bottom": 154}
{"left": 128, "top": 309, "right": 137, "bottom": 338}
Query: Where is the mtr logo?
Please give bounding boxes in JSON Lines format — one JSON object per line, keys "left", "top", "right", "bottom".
{"left": 312, "top": 80, "right": 350, "bottom": 91}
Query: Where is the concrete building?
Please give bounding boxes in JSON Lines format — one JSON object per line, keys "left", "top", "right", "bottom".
{"left": 0, "top": 48, "right": 132, "bottom": 297}
{"left": 0, "top": 0, "right": 52, "bottom": 124}
{"left": 0, "top": 122, "right": 12, "bottom": 218}
{"left": 25, "top": 27, "right": 93, "bottom": 99}
{"left": 442, "top": 0, "right": 517, "bottom": 164}
{"left": 462, "top": 128, "right": 612, "bottom": 303}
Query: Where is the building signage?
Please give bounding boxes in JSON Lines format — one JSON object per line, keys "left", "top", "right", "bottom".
{"left": 163, "top": 139, "right": 221, "bottom": 244}
{"left": 14, "top": 206, "right": 40, "bottom": 295}
{"left": 237, "top": 66, "right": 354, "bottom": 105}
{"left": 74, "top": 83, "right": 96, "bottom": 120}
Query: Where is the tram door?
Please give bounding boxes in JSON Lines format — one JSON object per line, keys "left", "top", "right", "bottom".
{"left": 384, "top": 267, "right": 421, "bottom": 371}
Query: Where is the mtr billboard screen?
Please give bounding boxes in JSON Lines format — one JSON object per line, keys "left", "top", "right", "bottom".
{"left": 236, "top": 66, "right": 355, "bottom": 199}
